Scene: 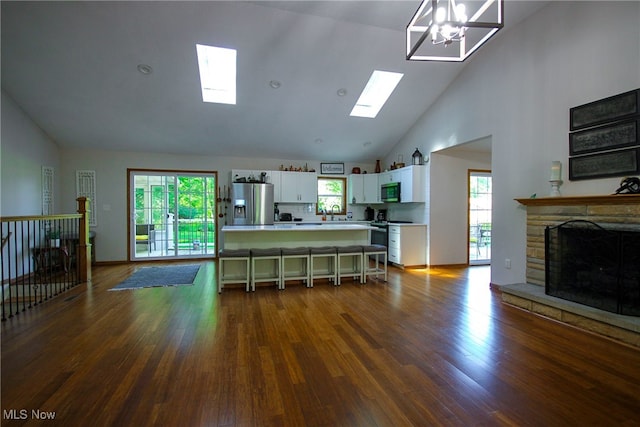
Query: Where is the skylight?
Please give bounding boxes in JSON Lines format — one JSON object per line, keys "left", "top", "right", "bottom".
{"left": 196, "top": 44, "right": 236, "bottom": 105}
{"left": 350, "top": 70, "right": 403, "bottom": 118}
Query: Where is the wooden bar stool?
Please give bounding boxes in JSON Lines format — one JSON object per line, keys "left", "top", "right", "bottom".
{"left": 362, "top": 244, "right": 387, "bottom": 283}
{"left": 336, "top": 245, "right": 364, "bottom": 285}
{"left": 280, "top": 247, "right": 310, "bottom": 289}
{"left": 218, "top": 249, "right": 251, "bottom": 293}
{"left": 309, "top": 246, "right": 337, "bottom": 287}
{"left": 250, "top": 248, "right": 282, "bottom": 291}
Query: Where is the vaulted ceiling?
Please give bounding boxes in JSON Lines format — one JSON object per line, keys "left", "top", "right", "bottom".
{"left": 1, "top": 1, "right": 547, "bottom": 162}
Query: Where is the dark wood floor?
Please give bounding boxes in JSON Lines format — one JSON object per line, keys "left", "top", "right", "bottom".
{"left": 2, "top": 262, "right": 639, "bottom": 426}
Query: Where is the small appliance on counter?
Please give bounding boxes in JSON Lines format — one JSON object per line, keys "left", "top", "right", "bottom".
{"left": 364, "top": 206, "right": 375, "bottom": 221}
{"left": 377, "top": 209, "right": 387, "bottom": 222}
{"left": 279, "top": 213, "right": 293, "bottom": 221}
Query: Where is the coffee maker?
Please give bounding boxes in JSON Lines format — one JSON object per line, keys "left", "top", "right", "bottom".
{"left": 364, "top": 206, "right": 375, "bottom": 221}
{"left": 376, "top": 209, "right": 387, "bottom": 222}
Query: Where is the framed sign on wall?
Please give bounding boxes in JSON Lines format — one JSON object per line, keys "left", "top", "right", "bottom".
{"left": 320, "top": 163, "right": 345, "bottom": 174}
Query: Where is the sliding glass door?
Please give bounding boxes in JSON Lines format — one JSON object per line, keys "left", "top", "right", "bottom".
{"left": 129, "top": 170, "right": 217, "bottom": 260}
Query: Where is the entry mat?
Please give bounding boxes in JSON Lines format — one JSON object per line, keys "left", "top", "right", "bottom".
{"left": 110, "top": 264, "right": 200, "bottom": 291}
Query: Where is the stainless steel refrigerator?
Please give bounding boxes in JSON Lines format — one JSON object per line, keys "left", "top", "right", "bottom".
{"left": 232, "top": 183, "right": 274, "bottom": 225}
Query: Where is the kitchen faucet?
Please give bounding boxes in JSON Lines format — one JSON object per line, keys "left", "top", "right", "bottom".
{"left": 331, "top": 204, "right": 340, "bottom": 221}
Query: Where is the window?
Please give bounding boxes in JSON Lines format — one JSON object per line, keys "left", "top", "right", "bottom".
{"left": 196, "top": 44, "right": 237, "bottom": 105}
{"left": 317, "top": 177, "right": 346, "bottom": 215}
{"left": 350, "top": 70, "right": 403, "bottom": 118}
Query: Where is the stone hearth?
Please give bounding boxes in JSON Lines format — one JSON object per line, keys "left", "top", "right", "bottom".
{"left": 504, "top": 194, "right": 640, "bottom": 348}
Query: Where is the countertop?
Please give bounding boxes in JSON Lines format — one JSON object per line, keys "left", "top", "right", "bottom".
{"left": 222, "top": 223, "right": 375, "bottom": 232}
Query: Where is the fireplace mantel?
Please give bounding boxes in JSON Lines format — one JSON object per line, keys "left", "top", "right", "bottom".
{"left": 515, "top": 194, "right": 640, "bottom": 206}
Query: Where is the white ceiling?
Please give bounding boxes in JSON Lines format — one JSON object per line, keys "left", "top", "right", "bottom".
{"left": 1, "top": 1, "right": 548, "bottom": 162}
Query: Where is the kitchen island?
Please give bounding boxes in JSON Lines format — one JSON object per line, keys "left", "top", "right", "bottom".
{"left": 221, "top": 223, "right": 374, "bottom": 249}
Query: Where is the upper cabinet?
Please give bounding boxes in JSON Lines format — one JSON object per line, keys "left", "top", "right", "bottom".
{"left": 400, "top": 166, "right": 425, "bottom": 203}
{"left": 380, "top": 165, "right": 425, "bottom": 203}
{"left": 279, "top": 171, "right": 317, "bottom": 203}
{"left": 348, "top": 174, "right": 380, "bottom": 204}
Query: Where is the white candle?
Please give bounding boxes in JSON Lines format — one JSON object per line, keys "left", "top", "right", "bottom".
{"left": 550, "top": 161, "right": 562, "bottom": 181}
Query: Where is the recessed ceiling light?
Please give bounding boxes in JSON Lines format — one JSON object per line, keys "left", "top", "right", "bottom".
{"left": 314, "top": 138, "right": 323, "bottom": 144}
{"left": 337, "top": 88, "right": 347, "bottom": 97}
{"left": 196, "top": 44, "right": 237, "bottom": 105}
{"left": 269, "top": 80, "right": 281, "bottom": 89}
{"left": 137, "top": 64, "right": 153, "bottom": 75}
{"left": 350, "top": 70, "right": 403, "bottom": 118}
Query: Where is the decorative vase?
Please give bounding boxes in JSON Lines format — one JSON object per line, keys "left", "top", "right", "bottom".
{"left": 375, "top": 160, "right": 381, "bottom": 173}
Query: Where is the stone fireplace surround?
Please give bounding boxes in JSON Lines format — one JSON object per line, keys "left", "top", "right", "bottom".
{"left": 501, "top": 194, "right": 640, "bottom": 348}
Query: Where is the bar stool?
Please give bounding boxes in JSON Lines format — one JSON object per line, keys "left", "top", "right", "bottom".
{"left": 362, "top": 244, "right": 387, "bottom": 283}
{"left": 250, "top": 248, "right": 282, "bottom": 291}
{"left": 280, "top": 247, "right": 310, "bottom": 289}
{"left": 218, "top": 249, "right": 251, "bottom": 293}
{"left": 336, "top": 245, "right": 364, "bottom": 285}
{"left": 309, "top": 246, "right": 337, "bottom": 287}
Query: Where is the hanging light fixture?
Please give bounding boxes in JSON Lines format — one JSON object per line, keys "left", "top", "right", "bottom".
{"left": 406, "top": 0, "right": 504, "bottom": 62}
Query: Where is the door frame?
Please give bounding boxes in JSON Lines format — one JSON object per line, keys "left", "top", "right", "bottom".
{"left": 467, "top": 169, "right": 492, "bottom": 265}
{"left": 127, "top": 168, "right": 219, "bottom": 261}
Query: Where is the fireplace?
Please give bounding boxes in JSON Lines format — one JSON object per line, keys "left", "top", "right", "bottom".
{"left": 545, "top": 220, "right": 640, "bottom": 316}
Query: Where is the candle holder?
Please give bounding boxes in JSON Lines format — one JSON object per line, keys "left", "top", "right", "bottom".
{"left": 549, "top": 179, "right": 563, "bottom": 197}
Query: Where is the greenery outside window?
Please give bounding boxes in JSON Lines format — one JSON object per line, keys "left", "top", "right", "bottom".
{"left": 317, "top": 177, "right": 346, "bottom": 215}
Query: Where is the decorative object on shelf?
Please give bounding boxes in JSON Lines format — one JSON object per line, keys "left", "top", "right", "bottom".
{"left": 375, "top": 160, "right": 381, "bottom": 173}
{"left": 352, "top": 167, "right": 361, "bottom": 174}
{"left": 550, "top": 161, "right": 562, "bottom": 181}
{"left": 412, "top": 148, "right": 424, "bottom": 165}
{"left": 320, "top": 163, "right": 344, "bottom": 174}
{"left": 279, "top": 163, "right": 314, "bottom": 172}
{"left": 614, "top": 177, "right": 640, "bottom": 194}
{"left": 406, "top": 0, "right": 504, "bottom": 62}
{"left": 549, "top": 161, "right": 563, "bottom": 197}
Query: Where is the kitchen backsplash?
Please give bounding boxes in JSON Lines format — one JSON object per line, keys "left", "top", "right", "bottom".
{"left": 275, "top": 203, "right": 369, "bottom": 222}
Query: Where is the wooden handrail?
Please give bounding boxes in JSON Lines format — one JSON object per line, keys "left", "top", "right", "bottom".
{"left": 1, "top": 214, "right": 82, "bottom": 222}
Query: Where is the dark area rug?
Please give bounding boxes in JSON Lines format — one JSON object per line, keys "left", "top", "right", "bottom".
{"left": 110, "top": 264, "right": 200, "bottom": 291}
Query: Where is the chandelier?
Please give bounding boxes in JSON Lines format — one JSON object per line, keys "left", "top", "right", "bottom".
{"left": 406, "top": 0, "right": 504, "bottom": 62}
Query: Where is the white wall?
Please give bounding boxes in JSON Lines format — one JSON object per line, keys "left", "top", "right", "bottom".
{"left": 430, "top": 147, "right": 492, "bottom": 266}
{"left": 385, "top": 2, "right": 640, "bottom": 285}
{"left": 1, "top": 91, "right": 61, "bottom": 216}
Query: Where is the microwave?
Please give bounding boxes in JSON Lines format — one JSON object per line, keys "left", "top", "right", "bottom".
{"left": 381, "top": 182, "right": 401, "bottom": 203}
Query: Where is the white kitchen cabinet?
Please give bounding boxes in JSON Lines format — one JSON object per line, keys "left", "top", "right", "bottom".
{"left": 387, "top": 224, "right": 427, "bottom": 267}
{"left": 348, "top": 174, "right": 380, "bottom": 204}
{"left": 379, "top": 170, "right": 401, "bottom": 184}
{"left": 378, "top": 166, "right": 425, "bottom": 203}
{"left": 279, "top": 171, "right": 317, "bottom": 203}
{"left": 398, "top": 165, "right": 425, "bottom": 203}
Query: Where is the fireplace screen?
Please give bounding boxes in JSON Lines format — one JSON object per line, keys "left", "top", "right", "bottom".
{"left": 545, "top": 220, "right": 640, "bottom": 316}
